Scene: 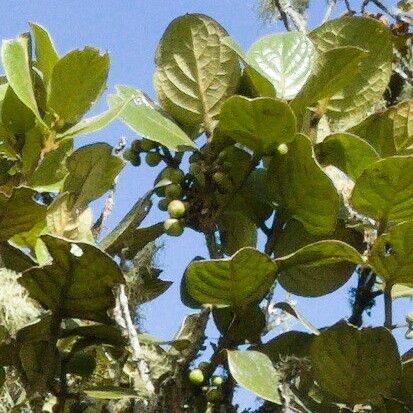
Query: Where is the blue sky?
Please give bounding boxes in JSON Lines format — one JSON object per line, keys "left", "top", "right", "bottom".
{"left": 0, "top": 0, "right": 409, "bottom": 408}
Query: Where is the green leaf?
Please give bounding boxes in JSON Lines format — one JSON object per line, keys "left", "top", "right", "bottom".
{"left": 391, "top": 284, "right": 413, "bottom": 299}
{"left": 276, "top": 240, "right": 363, "bottom": 297}
{"left": 316, "top": 133, "right": 379, "bottom": 180}
{"left": 218, "top": 96, "right": 296, "bottom": 154}
{"left": 369, "top": 220, "right": 413, "bottom": 286}
{"left": 185, "top": 247, "right": 277, "bottom": 307}
{"left": 227, "top": 350, "right": 281, "bottom": 404}
{"left": 0, "top": 242, "right": 36, "bottom": 272}
{"left": 84, "top": 386, "right": 139, "bottom": 400}
{"left": 154, "top": 14, "right": 240, "bottom": 134}
{"left": 63, "top": 143, "right": 124, "bottom": 209}
{"left": 351, "top": 156, "right": 413, "bottom": 224}
{"left": 19, "top": 235, "right": 124, "bottom": 323}
{"left": 266, "top": 134, "right": 339, "bottom": 235}
{"left": 61, "top": 324, "right": 127, "bottom": 347}
{"left": 48, "top": 47, "right": 109, "bottom": 122}
{"left": 1, "top": 36, "right": 42, "bottom": 122}
{"left": 65, "top": 349, "right": 96, "bottom": 378}
{"left": 246, "top": 32, "right": 315, "bottom": 100}
{"left": 310, "top": 321, "right": 401, "bottom": 405}
{"left": 309, "top": 16, "right": 393, "bottom": 130}
{"left": 30, "top": 23, "right": 59, "bottom": 86}
{"left": 0, "top": 187, "right": 46, "bottom": 241}
{"left": 258, "top": 331, "right": 313, "bottom": 363}
{"left": 393, "top": 100, "right": 413, "bottom": 152}
{"left": 108, "top": 89, "right": 195, "bottom": 151}
{"left": 291, "top": 47, "right": 368, "bottom": 115}
{"left": 57, "top": 99, "right": 129, "bottom": 141}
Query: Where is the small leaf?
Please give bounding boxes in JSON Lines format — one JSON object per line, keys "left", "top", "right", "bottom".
{"left": 61, "top": 324, "right": 126, "bottom": 347}
{"left": 0, "top": 242, "right": 36, "bottom": 272}
{"left": 65, "top": 349, "right": 96, "bottom": 378}
{"left": 369, "top": 220, "right": 413, "bottom": 286}
{"left": 227, "top": 350, "right": 281, "bottom": 404}
{"left": 276, "top": 240, "right": 363, "bottom": 297}
{"left": 154, "top": 14, "right": 240, "bottom": 134}
{"left": 122, "top": 223, "right": 164, "bottom": 260}
{"left": 108, "top": 90, "right": 195, "bottom": 151}
{"left": 19, "top": 235, "right": 125, "bottom": 323}
{"left": 218, "top": 96, "right": 296, "bottom": 154}
{"left": 310, "top": 321, "right": 401, "bottom": 405}
{"left": 0, "top": 187, "right": 46, "bottom": 241}
{"left": 63, "top": 143, "right": 124, "bottom": 209}
{"left": 30, "top": 23, "right": 59, "bottom": 86}
{"left": 1, "top": 36, "right": 42, "bottom": 121}
{"left": 246, "top": 32, "right": 315, "bottom": 100}
{"left": 266, "top": 134, "right": 339, "bottom": 235}
{"left": 185, "top": 247, "right": 277, "bottom": 307}
{"left": 84, "top": 386, "right": 138, "bottom": 400}
{"left": 393, "top": 100, "right": 413, "bottom": 151}
{"left": 316, "top": 133, "right": 379, "bottom": 180}
{"left": 351, "top": 156, "right": 413, "bottom": 224}
{"left": 48, "top": 47, "right": 109, "bottom": 122}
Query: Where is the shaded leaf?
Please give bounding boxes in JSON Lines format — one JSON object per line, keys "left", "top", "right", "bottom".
{"left": 266, "top": 134, "right": 339, "bottom": 235}
{"left": 0, "top": 242, "right": 36, "bottom": 272}
{"left": 19, "top": 235, "right": 124, "bottom": 323}
{"left": 48, "top": 47, "right": 109, "bottom": 122}
{"left": 310, "top": 321, "right": 401, "bottom": 405}
{"left": 351, "top": 156, "right": 413, "bottom": 224}
{"left": 84, "top": 386, "right": 139, "bottom": 400}
{"left": 246, "top": 32, "right": 315, "bottom": 100}
{"left": 218, "top": 96, "right": 296, "bottom": 154}
{"left": 185, "top": 247, "right": 277, "bottom": 307}
{"left": 154, "top": 14, "right": 240, "bottom": 133}
{"left": 61, "top": 324, "right": 127, "bottom": 347}
{"left": 63, "top": 143, "right": 124, "bottom": 209}
{"left": 227, "top": 350, "right": 281, "bottom": 404}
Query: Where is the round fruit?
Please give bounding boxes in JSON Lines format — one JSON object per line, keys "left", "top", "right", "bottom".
{"left": 55, "top": 117, "right": 65, "bottom": 130}
{"left": 165, "top": 183, "right": 183, "bottom": 199}
{"left": 206, "top": 389, "right": 222, "bottom": 402}
{"left": 277, "top": 143, "right": 289, "bottom": 155}
{"left": 188, "top": 368, "right": 204, "bottom": 385}
{"left": 145, "top": 152, "right": 162, "bottom": 167}
{"left": 168, "top": 200, "right": 186, "bottom": 218}
{"left": 123, "top": 148, "right": 135, "bottom": 162}
{"left": 164, "top": 218, "right": 184, "bottom": 236}
{"left": 140, "top": 138, "right": 157, "bottom": 151}
{"left": 198, "top": 361, "right": 210, "bottom": 371}
{"left": 405, "top": 329, "right": 413, "bottom": 339}
{"left": 406, "top": 312, "right": 413, "bottom": 324}
{"left": 211, "top": 375, "right": 223, "bottom": 386}
{"left": 158, "top": 198, "right": 171, "bottom": 211}
{"left": 189, "top": 152, "right": 202, "bottom": 163}
{"left": 131, "top": 139, "right": 142, "bottom": 152}
{"left": 161, "top": 167, "right": 185, "bottom": 183}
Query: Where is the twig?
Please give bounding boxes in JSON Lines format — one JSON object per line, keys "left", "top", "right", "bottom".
{"left": 384, "top": 285, "right": 393, "bottom": 329}
{"left": 283, "top": 3, "right": 308, "bottom": 31}
{"left": 274, "top": 0, "right": 292, "bottom": 31}
{"left": 361, "top": 0, "right": 370, "bottom": 14}
{"left": 322, "top": 0, "right": 337, "bottom": 23}
{"left": 369, "top": 0, "right": 402, "bottom": 21}
{"left": 344, "top": 0, "right": 354, "bottom": 13}
{"left": 115, "top": 284, "right": 155, "bottom": 396}
{"left": 205, "top": 231, "right": 222, "bottom": 259}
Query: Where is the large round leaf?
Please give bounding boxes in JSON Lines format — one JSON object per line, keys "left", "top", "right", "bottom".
{"left": 351, "top": 156, "right": 413, "bottom": 224}
{"left": 310, "top": 321, "right": 401, "bottom": 405}
{"left": 218, "top": 96, "right": 296, "bottom": 154}
{"left": 266, "top": 134, "right": 339, "bottom": 235}
{"left": 227, "top": 350, "right": 281, "bottom": 404}
{"left": 310, "top": 16, "right": 393, "bottom": 130}
{"left": 246, "top": 32, "right": 315, "bottom": 100}
{"left": 154, "top": 14, "right": 240, "bottom": 134}
{"left": 369, "top": 220, "right": 413, "bottom": 286}
{"left": 185, "top": 247, "right": 277, "bottom": 307}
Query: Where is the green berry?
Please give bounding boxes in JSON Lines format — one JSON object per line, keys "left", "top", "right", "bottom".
{"left": 145, "top": 152, "right": 162, "bottom": 167}
{"left": 164, "top": 218, "right": 184, "bottom": 236}
{"left": 188, "top": 368, "right": 204, "bottom": 385}
{"left": 406, "top": 312, "right": 413, "bottom": 325}
{"left": 405, "top": 329, "right": 413, "bottom": 339}
{"left": 168, "top": 200, "right": 186, "bottom": 218}
{"left": 189, "top": 152, "right": 202, "bottom": 163}
{"left": 123, "top": 148, "right": 135, "bottom": 162}
{"left": 131, "top": 140, "right": 142, "bottom": 152}
{"left": 206, "top": 389, "right": 222, "bottom": 402}
{"left": 165, "top": 183, "right": 182, "bottom": 199}
{"left": 158, "top": 198, "right": 171, "bottom": 211}
{"left": 211, "top": 375, "right": 223, "bottom": 386}
{"left": 277, "top": 143, "right": 289, "bottom": 155}
{"left": 140, "top": 138, "right": 157, "bottom": 151}
{"left": 161, "top": 167, "right": 185, "bottom": 184}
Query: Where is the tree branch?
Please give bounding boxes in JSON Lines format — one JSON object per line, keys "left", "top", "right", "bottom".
{"left": 384, "top": 285, "right": 393, "bottom": 329}
{"left": 322, "top": 0, "right": 337, "bottom": 23}
{"left": 274, "top": 0, "right": 292, "bottom": 31}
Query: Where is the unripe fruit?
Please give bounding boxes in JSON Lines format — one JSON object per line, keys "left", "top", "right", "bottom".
{"left": 189, "top": 152, "right": 202, "bottom": 163}
{"left": 406, "top": 312, "right": 413, "bottom": 325}
{"left": 277, "top": 143, "right": 289, "bottom": 155}
{"left": 140, "top": 138, "right": 157, "bottom": 151}
{"left": 211, "top": 375, "right": 223, "bottom": 386}
{"left": 123, "top": 148, "right": 135, "bottom": 162}
{"left": 213, "top": 171, "right": 233, "bottom": 192}
{"left": 188, "top": 368, "right": 204, "bottom": 385}
{"left": 145, "top": 152, "right": 162, "bottom": 167}
{"left": 161, "top": 167, "right": 185, "bottom": 184}
{"left": 55, "top": 117, "right": 65, "bottom": 130}
{"left": 198, "top": 361, "right": 210, "bottom": 371}
{"left": 405, "top": 329, "right": 413, "bottom": 339}
{"left": 165, "top": 183, "right": 182, "bottom": 199}
{"left": 206, "top": 389, "right": 222, "bottom": 402}
{"left": 164, "top": 218, "right": 184, "bottom": 236}
{"left": 158, "top": 198, "right": 171, "bottom": 211}
{"left": 131, "top": 140, "right": 142, "bottom": 152}
{"left": 168, "top": 200, "right": 186, "bottom": 218}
